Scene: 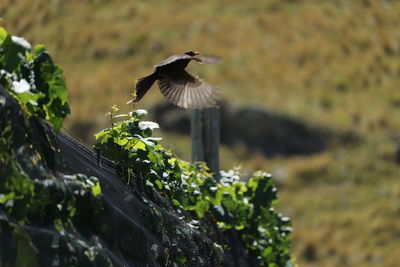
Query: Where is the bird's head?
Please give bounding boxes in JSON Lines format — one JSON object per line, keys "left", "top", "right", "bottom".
{"left": 184, "top": 51, "right": 200, "bottom": 57}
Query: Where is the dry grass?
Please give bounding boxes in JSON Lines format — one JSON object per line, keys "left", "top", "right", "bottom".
{"left": 1, "top": 0, "right": 400, "bottom": 265}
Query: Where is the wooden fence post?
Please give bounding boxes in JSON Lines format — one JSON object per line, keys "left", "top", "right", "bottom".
{"left": 191, "top": 106, "right": 220, "bottom": 179}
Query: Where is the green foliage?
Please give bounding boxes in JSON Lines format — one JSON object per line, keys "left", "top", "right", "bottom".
{"left": 95, "top": 107, "right": 293, "bottom": 266}
{"left": 0, "top": 90, "right": 107, "bottom": 265}
{"left": 0, "top": 27, "right": 69, "bottom": 132}
{"left": 0, "top": 27, "right": 107, "bottom": 265}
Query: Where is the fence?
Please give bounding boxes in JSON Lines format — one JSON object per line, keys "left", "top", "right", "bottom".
{"left": 191, "top": 106, "right": 220, "bottom": 179}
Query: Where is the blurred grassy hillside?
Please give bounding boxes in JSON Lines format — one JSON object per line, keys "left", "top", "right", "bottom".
{"left": 1, "top": 0, "right": 400, "bottom": 266}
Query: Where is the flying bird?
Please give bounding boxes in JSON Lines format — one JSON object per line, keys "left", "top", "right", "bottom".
{"left": 134, "top": 51, "right": 221, "bottom": 109}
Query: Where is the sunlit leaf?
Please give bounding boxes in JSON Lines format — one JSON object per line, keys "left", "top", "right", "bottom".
{"left": 91, "top": 182, "right": 101, "bottom": 196}
{"left": 0, "top": 27, "right": 8, "bottom": 43}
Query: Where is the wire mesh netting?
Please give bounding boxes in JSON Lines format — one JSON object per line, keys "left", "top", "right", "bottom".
{"left": 0, "top": 86, "right": 253, "bottom": 267}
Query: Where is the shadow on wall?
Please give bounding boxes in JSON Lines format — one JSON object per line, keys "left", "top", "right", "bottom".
{"left": 151, "top": 102, "right": 360, "bottom": 157}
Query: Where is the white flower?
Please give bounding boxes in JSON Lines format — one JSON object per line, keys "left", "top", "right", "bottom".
{"left": 11, "top": 36, "right": 31, "bottom": 50}
{"left": 138, "top": 121, "right": 159, "bottom": 131}
{"left": 12, "top": 79, "right": 30, "bottom": 93}
{"left": 281, "top": 216, "right": 290, "bottom": 222}
{"left": 129, "top": 109, "right": 148, "bottom": 119}
{"left": 135, "top": 109, "right": 148, "bottom": 117}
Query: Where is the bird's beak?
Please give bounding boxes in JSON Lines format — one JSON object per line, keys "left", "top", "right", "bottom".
{"left": 194, "top": 51, "right": 200, "bottom": 55}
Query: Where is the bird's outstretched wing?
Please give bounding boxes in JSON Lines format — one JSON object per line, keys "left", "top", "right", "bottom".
{"left": 192, "top": 55, "right": 222, "bottom": 64}
{"left": 155, "top": 54, "right": 192, "bottom": 68}
{"left": 158, "top": 71, "right": 219, "bottom": 109}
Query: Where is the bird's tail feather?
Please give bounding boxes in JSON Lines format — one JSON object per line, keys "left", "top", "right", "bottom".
{"left": 134, "top": 73, "right": 158, "bottom": 102}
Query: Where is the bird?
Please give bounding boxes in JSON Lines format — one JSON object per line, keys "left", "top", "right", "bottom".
{"left": 134, "top": 51, "right": 221, "bottom": 109}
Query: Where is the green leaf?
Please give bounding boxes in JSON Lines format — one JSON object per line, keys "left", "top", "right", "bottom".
{"left": 133, "top": 140, "right": 146, "bottom": 150}
{"left": 34, "top": 44, "right": 46, "bottom": 54}
{"left": 154, "top": 179, "right": 163, "bottom": 190}
{"left": 235, "top": 224, "right": 245, "bottom": 230}
{"left": 33, "top": 48, "right": 70, "bottom": 132}
{"left": 0, "top": 34, "right": 25, "bottom": 71}
{"left": 94, "top": 128, "right": 111, "bottom": 139}
{"left": 172, "top": 199, "right": 180, "bottom": 207}
{"left": 194, "top": 199, "right": 209, "bottom": 218}
{"left": 0, "top": 27, "right": 8, "bottom": 44}
{"left": 91, "top": 182, "right": 101, "bottom": 196}
{"left": 0, "top": 192, "right": 15, "bottom": 204}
